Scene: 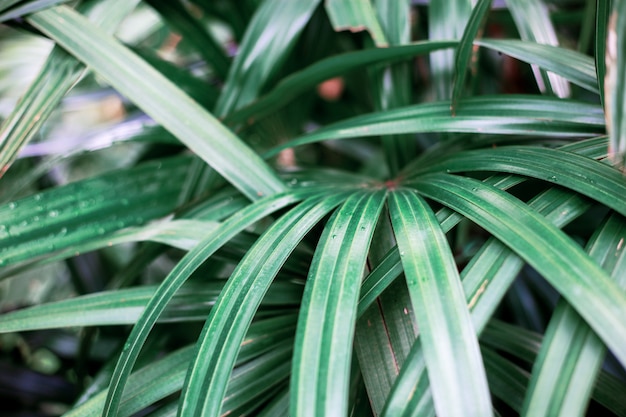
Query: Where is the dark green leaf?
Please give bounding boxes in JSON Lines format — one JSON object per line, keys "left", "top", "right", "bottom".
{"left": 389, "top": 190, "right": 492, "bottom": 417}
{"left": 179, "top": 191, "right": 351, "bottom": 417}
{"left": 291, "top": 190, "right": 386, "bottom": 416}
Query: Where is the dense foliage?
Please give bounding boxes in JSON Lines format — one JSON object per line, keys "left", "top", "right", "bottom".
{"left": 1, "top": 0, "right": 625, "bottom": 416}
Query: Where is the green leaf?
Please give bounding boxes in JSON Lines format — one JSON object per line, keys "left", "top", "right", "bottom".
{"left": 505, "top": 0, "right": 570, "bottom": 97}
{"left": 66, "top": 316, "right": 296, "bottom": 417}
{"left": 380, "top": 179, "right": 596, "bottom": 417}
{"left": 604, "top": 0, "right": 626, "bottom": 169}
{"left": 28, "top": 5, "right": 286, "bottom": 200}
{"left": 370, "top": 0, "right": 414, "bottom": 174}
{"left": 0, "top": 156, "right": 188, "bottom": 268}
{"left": 214, "top": 0, "right": 321, "bottom": 116}
{"left": 596, "top": 0, "right": 611, "bottom": 107}
{"left": 482, "top": 347, "right": 530, "bottom": 413}
{"left": 476, "top": 39, "right": 599, "bottom": 94}
{"left": 0, "top": 281, "right": 302, "bottom": 331}
{"left": 267, "top": 96, "right": 604, "bottom": 157}
{"left": 357, "top": 247, "right": 402, "bottom": 318}
{"left": 291, "top": 190, "right": 386, "bottom": 417}
{"left": 389, "top": 190, "right": 493, "bottom": 417}
{"left": 411, "top": 173, "right": 626, "bottom": 368}
{"left": 325, "top": 0, "right": 388, "bottom": 47}
{"left": 226, "top": 41, "right": 456, "bottom": 126}
{"left": 462, "top": 187, "right": 591, "bottom": 330}
{"left": 372, "top": 139, "right": 605, "bottom": 416}
{"left": 101, "top": 189, "right": 315, "bottom": 417}
{"left": 0, "top": 0, "right": 140, "bottom": 178}
{"left": 65, "top": 345, "right": 195, "bottom": 417}
{"left": 428, "top": 0, "right": 472, "bottom": 99}
{"left": 179, "top": 191, "right": 351, "bottom": 417}
{"left": 522, "top": 213, "right": 626, "bottom": 417}
{"left": 482, "top": 320, "right": 626, "bottom": 417}
{"left": 408, "top": 146, "right": 626, "bottom": 217}
{"left": 452, "top": 0, "right": 493, "bottom": 110}
{"left": 221, "top": 343, "right": 293, "bottom": 415}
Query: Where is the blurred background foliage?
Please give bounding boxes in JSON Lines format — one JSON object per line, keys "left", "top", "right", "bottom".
{"left": 0, "top": 0, "right": 625, "bottom": 416}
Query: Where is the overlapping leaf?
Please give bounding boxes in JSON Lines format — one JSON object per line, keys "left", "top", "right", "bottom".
{"left": 28, "top": 5, "right": 286, "bottom": 200}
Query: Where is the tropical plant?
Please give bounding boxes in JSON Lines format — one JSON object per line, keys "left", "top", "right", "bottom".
{"left": 0, "top": 0, "right": 625, "bottom": 416}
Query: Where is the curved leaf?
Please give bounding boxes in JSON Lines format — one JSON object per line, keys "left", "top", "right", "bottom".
{"left": 214, "top": 0, "right": 321, "bottom": 116}
{"left": 476, "top": 39, "right": 599, "bottom": 94}
{"left": 0, "top": 0, "right": 140, "bottom": 178}
{"left": 0, "top": 156, "right": 189, "bottom": 269}
{"left": 28, "top": 5, "right": 286, "bottom": 200}
{"left": 452, "top": 0, "right": 493, "bottom": 109}
{"left": 408, "top": 146, "right": 626, "bottom": 217}
{"left": 266, "top": 96, "right": 604, "bottom": 157}
{"left": 291, "top": 190, "right": 386, "bottom": 417}
{"left": 389, "top": 190, "right": 492, "bottom": 417}
{"left": 411, "top": 173, "right": 626, "bottom": 367}
{"left": 101, "top": 189, "right": 316, "bottom": 417}
{"left": 522, "top": 213, "right": 626, "bottom": 417}
{"left": 226, "top": 40, "right": 456, "bottom": 125}
{"left": 0, "top": 281, "right": 302, "bottom": 331}
{"left": 179, "top": 191, "right": 351, "bottom": 417}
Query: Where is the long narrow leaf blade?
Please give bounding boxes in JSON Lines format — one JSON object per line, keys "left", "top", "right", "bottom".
{"left": 605, "top": 0, "right": 626, "bottom": 168}
{"left": 411, "top": 173, "right": 626, "bottom": 367}
{"left": 214, "top": 0, "right": 321, "bottom": 116}
{"left": 596, "top": 0, "right": 611, "bottom": 106}
{"left": 452, "top": 0, "right": 493, "bottom": 110}
{"left": 0, "top": 156, "right": 188, "bottom": 268}
{"left": 476, "top": 39, "right": 599, "bottom": 94}
{"left": 505, "top": 0, "right": 570, "bottom": 97}
{"left": 409, "top": 146, "right": 626, "bottom": 217}
{"left": 429, "top": 0, "right": 472, "bottom": 99}
{"left": 389, "top": 190, "right": 493, "bottom": 417}
{"left": 266, "top": 96, "right": 604, "bottom": 157}
{"left": 101, "top": 189, "right": 314, "bottom": 417}
{"left": 226, "top": 41, "right": 456, "bottom": 126}
{"left": 291, "top": 190, "right": 386, "bottom": 416}
{"left": 522, "top": 213, "right": 626, "bottom": 417}
{"left": 28, "top": 6, "right": 286, "bottom": 200}
{"left": 0, "top": 0, "right": 140, "bottom": 178}
{"left": 179, "top": 191, "right": 351, "bottom": 417}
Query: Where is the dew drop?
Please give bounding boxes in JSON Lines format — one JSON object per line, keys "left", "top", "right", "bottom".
{"left": 58, "top": 227, "right": 68, "bottom": 236}
{"left": 472, "top": 187, "right": 478, "bottom": 192}
{"left": 33, "top": 194, "right": 42, "bottom": 201}
{"left": 8, "top": 202, "right": 17, "bottom": 210}
{"left": 0, "top": 225, "right": 8, "bottom": 239}
{"left": 549, "top": 175, "right": 558, "bottom": 182}
{"left": 360, "top": 226, "right": 366, "bottom": 231}
{"left": 0, "top": 259, "right": 5, "bottom": 266}
{"left": 331, "top": 234, "right": 337, "bottom": 239}
{"left": 48, "top": 210, "right": 59, "bottom": 218}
